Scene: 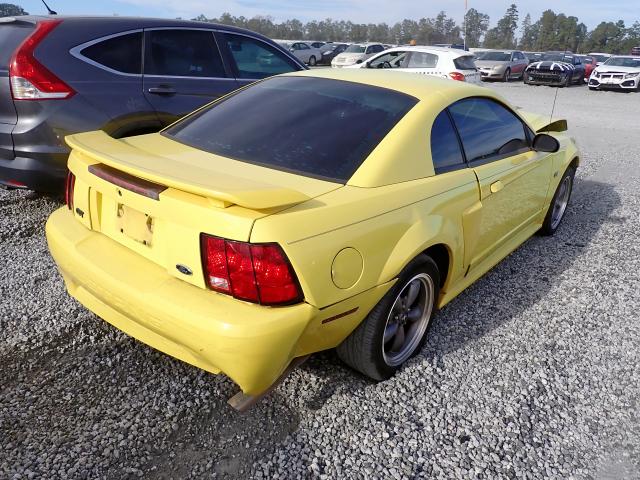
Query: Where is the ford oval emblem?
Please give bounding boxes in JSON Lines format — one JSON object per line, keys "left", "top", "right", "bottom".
{"left": 176, "top": 264, "right": 193, "bottom": 276}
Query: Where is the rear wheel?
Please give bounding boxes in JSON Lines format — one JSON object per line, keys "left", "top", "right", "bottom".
{"left": 337, "top": 255, "right": 439, "bottom": 380}
{"left": 539, "top": 166, "right": 575, "bottom": 236}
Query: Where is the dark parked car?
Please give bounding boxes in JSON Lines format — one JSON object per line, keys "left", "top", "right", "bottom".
{"left": 0, "top": 16, "right": 306, "bottom": 191}
{"left": 523, "top": 51, "right": 543, "bottom": 64}
{"left": 317, "top": 43, "right": 349, "bottom": 65}
{"left": 524, "top": 52, "right": 585, "bottom": 87}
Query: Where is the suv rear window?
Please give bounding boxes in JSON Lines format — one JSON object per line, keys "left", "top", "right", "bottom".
{"left": 165, "top": 76, "right": 417, "bottom": 182}
{"left": 454, "top": 56, "right": 477, "bottom": 70}
{"left": 80, "top": 32, "right": 142, "bottom": 74}
{"left": 0, "top": 24, "right": 34, "bottom": 67}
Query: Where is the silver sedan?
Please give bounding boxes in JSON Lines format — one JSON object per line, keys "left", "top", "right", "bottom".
{"left": 475, "top": 50, "right": 529, "bottom": 81}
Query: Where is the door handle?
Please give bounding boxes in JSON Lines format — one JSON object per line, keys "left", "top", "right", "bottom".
{"left": 148, "top": 86, "right": 176, "bottom": 95}
{"left": 490, "top": 180, "right": 504, "bottom": 193}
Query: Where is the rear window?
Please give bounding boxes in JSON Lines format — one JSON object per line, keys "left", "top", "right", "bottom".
{"left": 165, "top": 76, "right": 417, "bottom": 182}
{"left": 453, "top": 56, "right": 477, "bottom": 70}
{"left": 80, "top": 32, "right": 142, "bottom": 74}
{"left": 0, "top": 24, "right": 34, "bottom": 68}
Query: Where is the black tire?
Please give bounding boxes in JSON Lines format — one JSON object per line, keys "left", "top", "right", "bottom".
{"left": 503, "top": 68, "right": 511, "bottom": 82}
{"left": 308, "top": 56, "right": 316, "bottom": 66}
{"left": 589, "top": 86, "right": 597, "bottom": 91}
{"left": 336, "top": 255, "right": 440, "bottom": 381}
{"left": 539, "top": 166, "right": 575, "bottom": 236}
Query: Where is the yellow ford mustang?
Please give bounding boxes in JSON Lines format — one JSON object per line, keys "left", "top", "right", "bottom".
{"left": 46, "top": 69, "right": 578, "bottom": 400}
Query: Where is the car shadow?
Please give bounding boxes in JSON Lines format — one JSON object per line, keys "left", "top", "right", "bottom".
{"left": 297, "top": 178, "right": 620, "bottom": 399}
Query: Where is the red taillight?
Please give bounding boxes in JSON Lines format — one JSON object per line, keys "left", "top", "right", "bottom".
{"left": 9, "top": 20, "right": 75, "bottom": 100}
{"left": 65, "top": 171, "right": 75, "bottom": 210}
{"left": 449, "top": 71, "right": 466, "bottom": 82}
{"left": 201, "top": 234, "right": 303, "bottom": 306}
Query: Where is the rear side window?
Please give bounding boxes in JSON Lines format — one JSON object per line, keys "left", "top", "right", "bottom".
{"left": 166, "top": 76, "right": 417, "bottom": 182}
{"left": 145, "top": 29, "right": 225, "bottom": 78}
{"left": 430, "top": 110, "right": 465, "bottom": 173}
{"left": 453, "top": 56, "right": 477, "bottom": 70}
{"left": 224, "top": 33, "right": 300, "bottom": 79}
{"left": 81, "top": 32, "right": 142, "bottom": 74}
{"left": 448, "top": 97, "right": 530, "bottom": 164}
{"left": 0, "top": 24, "right": 34, "bottom": 67}
{"left": 408, "top": 52, "right": 438, "bottom": 68}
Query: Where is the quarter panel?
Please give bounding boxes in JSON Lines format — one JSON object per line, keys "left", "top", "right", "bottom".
{"left": 251, "top": 170, "right": 479, "bottom": 308}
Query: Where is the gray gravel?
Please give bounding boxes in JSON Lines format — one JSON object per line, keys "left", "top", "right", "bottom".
{"left": 1, "top": 82, "right": 640, "bottom": 480}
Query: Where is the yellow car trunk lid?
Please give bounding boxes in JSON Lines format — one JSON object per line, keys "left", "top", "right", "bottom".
{"left": 65, "top": 131, "right": 341, "bottom": 291}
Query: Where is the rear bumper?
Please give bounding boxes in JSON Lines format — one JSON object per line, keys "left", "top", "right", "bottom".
{"left": 0, "top": 151, "right": 67, "bottom": 191}
{"left": 46, "top": 208, "right": 387, "bottom": 394}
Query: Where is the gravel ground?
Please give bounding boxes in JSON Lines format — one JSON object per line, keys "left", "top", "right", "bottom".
{"left": 1, "top": 82, "right": 639, "bottom": 480}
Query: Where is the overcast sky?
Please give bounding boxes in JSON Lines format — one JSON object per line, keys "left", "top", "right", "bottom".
{"left": 18, "top": 0, "right": 639, "bottom": 30}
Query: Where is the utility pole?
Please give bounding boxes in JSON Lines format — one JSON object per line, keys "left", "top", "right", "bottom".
{"left": 463, "top": 0, "right": 468, "bottom": 50}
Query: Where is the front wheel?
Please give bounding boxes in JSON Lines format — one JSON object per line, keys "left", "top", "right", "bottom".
{"left": 503, "top": 68, "right": 511, "bottom": 82}
{"left": 539, "top": 166, "right": 575, "bottom": 236}
{"left": 337, "top": 255, "right": 439, "bottom": 380}
{"left": 308, "top": 56, "right": 317, "bottom": 66}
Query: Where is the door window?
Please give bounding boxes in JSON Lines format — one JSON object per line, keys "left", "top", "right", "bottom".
{"left": 430, "top": 110, "right": 466, "bottom": 173}
{"left": 448, "top": 97, "right": 530, "bottom": 164}
{"left": 145, "top": 29, "right": 225, "bottom": 78}
{"left": 407, "top": 52, "right": 438, "bottom": 68}
{"left": 368, "top": 51, "right": 408, "bottom": 68}
{"left": 224, "top": 34, "right": 300, "bottom": 79}
{"left": 81, "top": 32, "right": 143, "bottom": 74}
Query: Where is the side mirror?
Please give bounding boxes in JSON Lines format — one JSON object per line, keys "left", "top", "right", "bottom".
{"left": 289, "top": 48, "right": 295, "bottom": 52}
{"left": 532, "top": 133, "right": 560, "bottom": 153}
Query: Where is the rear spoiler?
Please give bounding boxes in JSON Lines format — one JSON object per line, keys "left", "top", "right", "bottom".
{"left": 66, "top": 131, "right": 311, "bottom": 210}
{"left": 518, "top": 110, "right": 568, "bottom": 133}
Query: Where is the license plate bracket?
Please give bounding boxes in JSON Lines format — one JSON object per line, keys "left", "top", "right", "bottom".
{"left": 117, "top": 204, "right": 154, "bottom": 246}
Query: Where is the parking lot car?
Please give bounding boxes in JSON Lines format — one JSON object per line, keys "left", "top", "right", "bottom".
{"left": 577, "top": 55, "right": 597, "bottom": 81}
{"left": 588, "top": 52, "right": 612, "bottom": 65}
{"left": 46, "top": 69, "right": 579, "bottom": 398}
{"left": 524, "top": 52, "right": 585, "bottom": 86}
{"left": 474, "top": 50, "right": 529, "bottom": 81}
{"left": 318, "top": 43, "right": 349, "bottom": 66}
{"left": 347, "top": 46, "right": 481, "bottom": 84}
{"left": 0, "top": 16, "right": 305, "bottom": 192}
{"left": 588, "top": 56, "right": 640, "bottom": 91}
{"left": 331, "top": 43, "right": 385, "bottom": 67}
{"left": 277, "top": 41, "right": 323, "bottom": 66}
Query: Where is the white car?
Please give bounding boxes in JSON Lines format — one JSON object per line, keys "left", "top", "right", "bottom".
{"left": 345, "top": 46, "right": 481, "bottom": 84}
{"left": 588, "top": 56, "right": 640, "bottom": 91}
{"left": 331, "top": 43, "right": 386, "bottom": 68}
{"left": 277, "top": 41, "right": 323, "bottom": 66}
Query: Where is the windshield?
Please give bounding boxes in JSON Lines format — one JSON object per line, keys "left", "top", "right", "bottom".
{"left": 476, "top": 51, "right": 511, "bottom": 62}
{"left": 541, "top": 53, "right": 573, "bottom": 62}
{"left": 165, "top": 77, "right": 417, "bottom": 182}
{"left": 604, "top": 57, "right": 640, "bottom": 68}
{"left": 591, "top": 54, "right": 610, "bottom": 63}
{"left": 345, "top": 45, "right": 366, "bottom": 53}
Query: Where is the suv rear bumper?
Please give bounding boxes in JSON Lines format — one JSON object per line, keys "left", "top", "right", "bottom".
{"left": 0, "top": 151, "right": 67, "bottom": 191}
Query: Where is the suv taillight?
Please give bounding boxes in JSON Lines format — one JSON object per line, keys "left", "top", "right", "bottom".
{"left": 201, "top": 234, "right": 303, "bottom": 306}
{"left": 9, "top": 20, "right": 75, "bottom": 100}
{"left": 65, "top": 171, "right": 75, "bottom": 210}
{"left": 449, "top": 71, "right": 465, "bottom": 82}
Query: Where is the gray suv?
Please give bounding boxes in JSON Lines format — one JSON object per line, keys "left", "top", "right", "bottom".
{"left": 0, "top": 16, "right": 306, "bottom": 191}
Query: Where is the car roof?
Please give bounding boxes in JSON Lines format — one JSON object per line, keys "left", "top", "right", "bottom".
{"left": 283, "top": 68, "right": 486, "bottom": 101}
{"left": 8, "top": 15, "right": 265, "bottom": 37}
{"left": 386, "top": 45, "right": 473, "bottom": 57}
{"left": 608, "top": 55, "right": 640, "bottom": 59}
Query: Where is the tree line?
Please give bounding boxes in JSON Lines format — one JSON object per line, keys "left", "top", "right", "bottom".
{"left": 1, "top": 2, "right": 638, "bottom": 54}
{"left": 195, "top": 5, "right": 640, "bottom": 54}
